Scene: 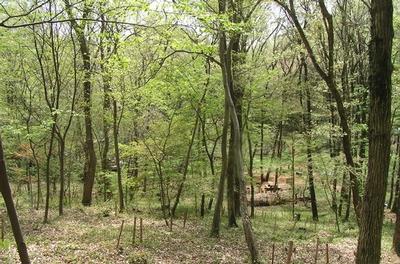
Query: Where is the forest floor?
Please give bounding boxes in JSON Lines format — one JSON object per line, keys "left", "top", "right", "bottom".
{"left": 0, "top": 202, "right": 399, "bottom": 264}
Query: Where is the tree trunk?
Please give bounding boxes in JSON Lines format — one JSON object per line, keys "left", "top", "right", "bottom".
{"left": 275, "top": 0, "right": 362, "bottom": 221}
{"left": 226, "top": 133, "right": 238, "bottom": 227}
{"left": 0, "top": 134, "right": 30, "bottom": 264}
{"left": 394, "top": 193, "right": 400, "bottom": 256}
{"left": 356, "top": 1, "right": 393, "bottom": 263}
{"left": 388, "top": 136, "right": 400, "bottom": 208}
{"left": 100, "top": 15, "right": 112, "bottom": 202}
{"left": 392, "top": 150, "right": 400, "bottom": 213}
{"left": 307, "top": 138, "right": 318, "bottom": 221}
{"left": 246, "top": 110, "right": 255, "bottom": 218}
{"left": 210, "top": 96, "right": 229, "bottom": 237}
{"left": 218, "top": 1, "right": 259, "bottom": 260}
{"left": 301, "top": 57, "right": 318, "bottom": 221}
{"left": 44, "top": 124, "right": 56, "bottom": 223}
{"left": 113, "top": 98, "right": 124, "bottom": 212}
{"left": 80, "top": 37, "right": 97, "bottom": 206}
{"left": 171, "top": 114, "right": 199, "bottom": 216}
{"left": 58, "top": 140, "right": 65, "bottom": 216}
{"left": 63, "top": 0, "right": 97, "bottom": 206}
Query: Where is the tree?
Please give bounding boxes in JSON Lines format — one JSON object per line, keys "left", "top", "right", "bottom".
{"left": 63, "top": 0, "right": 97, "bottom": 206}
{"left": 217, "top": 0, "right": 259, "bottom": 262}
{"left": 356, "top": 0, "right": 393, "bottom": 263}
{"left": 274, "top": 0, "right": 362, "bottom": 221}
{"left": 0, "top": 133, "right": 30, "bottom": 263}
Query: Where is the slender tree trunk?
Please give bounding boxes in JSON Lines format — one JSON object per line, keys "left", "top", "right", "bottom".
{"left": 210, "top": 97, "right": 229, "bottom": 237}
{"left": 113, "top": 98, "right": 124, "bottom": 212}
{"left": 305, "top": 91, "right": 318, "bottom": 221}
{"left": 356, "top": 1, "right": 393, "bottom": 263}
{"left": 260, "top": 117, "right": 264, "bottom": 183}
{"left": 227, "top": 133, "right": 237, "bottom": 227}
{"left": 392, "top": 150, "right": 400, "bottom": 213}
{"left": 388, "top": 136, "right": 400, "bottom": 208}
{"left": 58, "top": 140, "right": 65, "bottom": 215}
{"left": 63, "top": 0, "right": 97, "bottom": 206}
{"left": 171, "top": 112, "right": 199, "bottom": 216}
{"left": 275, "top": 0, "right": 362, "bottom": 221}
{"left": 247, "top": 129, "right": 255, "bottom": 218}
{"left": 301, "top": 57, "right": 318, "bottom": 221}
{"left": 246, "top": 102, "right": 256, "bottom": 218}
{"left": 0, "top": 134, "right": 30, "bottom": 263}
{"left": 394, "top": 193, "right": 400, "bottom": 256}
{"left": 44, "top": 124, "right": 56, "bottom": 223}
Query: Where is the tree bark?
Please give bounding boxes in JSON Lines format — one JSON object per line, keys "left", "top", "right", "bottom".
{"left": 0, "top": 134, "right": 30, "bottom": 263}
{"left": 356, "top": 1, "right": 393, "bottom": 263}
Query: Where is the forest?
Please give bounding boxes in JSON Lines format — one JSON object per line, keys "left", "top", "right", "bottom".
{"left": 0, "top": 0, "right": 397, "bottom": 263}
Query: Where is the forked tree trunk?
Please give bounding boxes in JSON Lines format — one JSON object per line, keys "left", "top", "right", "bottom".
{"left": 356, "top": 1, "right": 393, "bottom": 263}
{"left": 218, "top": 1, "right": 259, "bottom": 260}
{"left": 0, "top": 134, "right": 30, "bottom": 263}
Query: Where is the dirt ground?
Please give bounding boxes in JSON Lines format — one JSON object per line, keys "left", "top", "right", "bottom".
{"left": 0, "top": 207, "right": 399, "bottom": 263}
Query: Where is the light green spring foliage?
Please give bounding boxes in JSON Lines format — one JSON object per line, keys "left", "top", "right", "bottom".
{"left": 0, "top": 0, "right": 398, "bottom": 226}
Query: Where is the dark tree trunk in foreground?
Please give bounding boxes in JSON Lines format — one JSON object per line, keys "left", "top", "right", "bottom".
{"left": 0, "top": 134, "right": 30, "bottom": 264}
{"left": 356, "top": 1, "right": 393, "bottom": 263}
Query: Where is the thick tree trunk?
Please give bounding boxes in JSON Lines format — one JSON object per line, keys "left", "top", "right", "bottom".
{"left": 100, "top": 16, "right": 112, "bottom": 202}
{"left": 0, "top": 134, "right": 30, "bottom": 264}
{"left": 218, "top": 1, "right": 259, "bottom": 260}
{"left": 80, "top": 39, "right": 97, "bottom": 206}
{"left": 356, "top": 1, "right": 393, "bottom": 263}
